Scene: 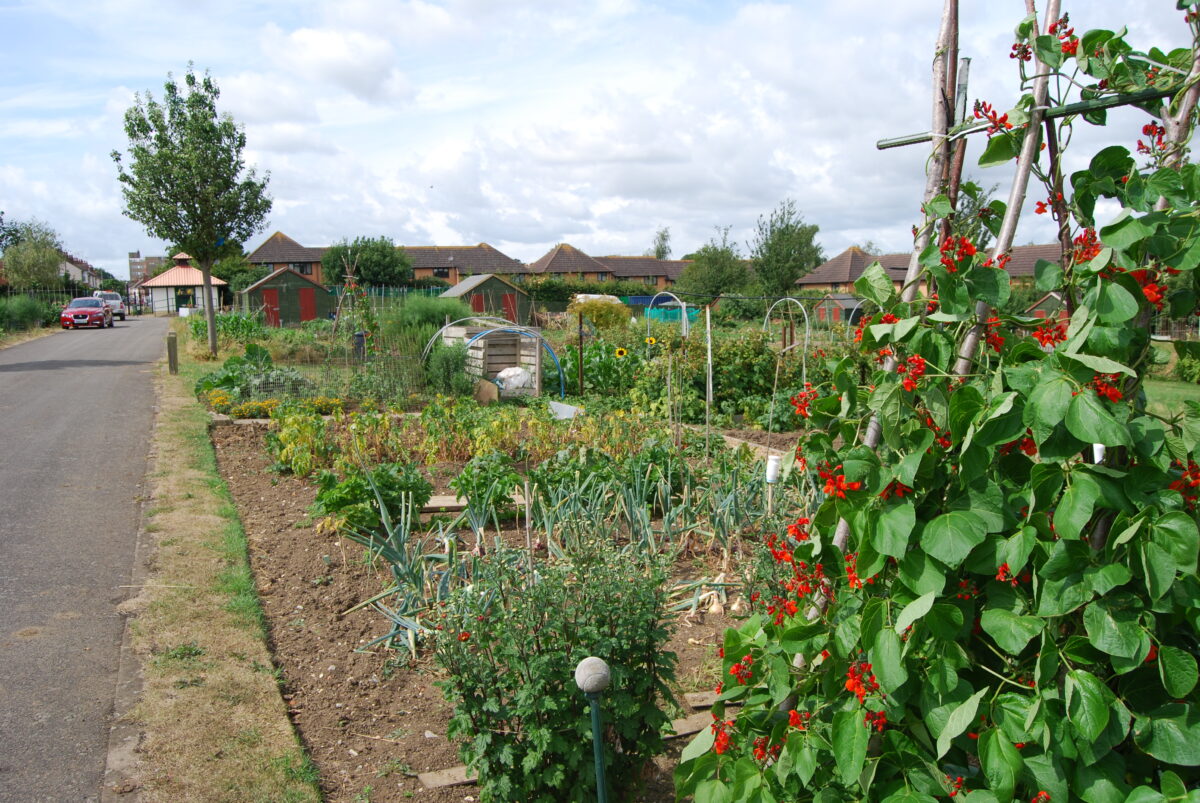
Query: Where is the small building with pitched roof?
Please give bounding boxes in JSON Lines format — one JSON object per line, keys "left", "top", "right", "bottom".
{"left": 241, "top": 268, "right": 336, "bottom": 326}
{"left": 139, "top": 253, "right": 227, "bottom": 315}
{"left": 439, "top": 273, "right": 531, "bottom": 324}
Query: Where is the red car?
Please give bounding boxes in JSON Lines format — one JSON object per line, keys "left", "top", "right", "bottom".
{"left": 61, "top": 297, "right": 113, "bottom": 329}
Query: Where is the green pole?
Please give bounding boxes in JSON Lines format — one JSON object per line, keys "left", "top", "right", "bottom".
{"left": 575, "top": 656, "right": 611, "bottom": 803}
{"left": 587, "top": 692, "right": 608, "bottom": 803}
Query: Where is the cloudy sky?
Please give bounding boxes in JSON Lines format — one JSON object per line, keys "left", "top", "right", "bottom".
{"left": 0, "top": 1, "right": 1193, "bottom": 279}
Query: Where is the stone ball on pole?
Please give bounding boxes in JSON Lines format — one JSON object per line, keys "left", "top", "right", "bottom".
{"left": 574, "top": 656, "right": 611, "bottom": 694}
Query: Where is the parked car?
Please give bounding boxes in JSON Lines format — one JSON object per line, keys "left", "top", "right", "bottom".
{"left": 93, "top": 290, "right": 127, "bottom": 321}
{"left": 61, "top": 297, "right": 113, "bottom": 329}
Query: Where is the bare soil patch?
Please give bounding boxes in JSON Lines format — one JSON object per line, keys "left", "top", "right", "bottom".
{"left": 211, "top": 423, "right": 732, "bottom": 802}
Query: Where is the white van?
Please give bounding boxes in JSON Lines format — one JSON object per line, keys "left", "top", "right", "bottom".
{"left": 93, "top": 291, "right": 127, "bottom": 321}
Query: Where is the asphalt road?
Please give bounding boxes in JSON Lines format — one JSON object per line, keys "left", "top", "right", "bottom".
{"left": 0, "top": 317, "right": 167, "bottom": 802}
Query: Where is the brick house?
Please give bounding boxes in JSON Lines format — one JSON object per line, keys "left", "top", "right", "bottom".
{"left": 799, "top": 243, "right": 1063, "bottom": 293}
{"left": 247, "top": 232, "right": 328, "bottom": 285}
{"left": 406, "top": 244, "right": 526, "bottom": 285}
{"left": 528, "top": 244, "right": 688, "bottom": 289}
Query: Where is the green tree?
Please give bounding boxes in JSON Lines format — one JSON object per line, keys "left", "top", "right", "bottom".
{"left": 675, "top": 227, "right": 748, "bottom": 305}
{"left": 2, "top": 219, "right": 64, "bottom": 289}
{"left": 321, "top": 236, "right": 412, "bottom": 286}
{"left": 645, "top": 226, "right": 672, "bottom": 259}
{"left": 211, "top": 251, "right": 269, "bottom": 293}
{"left": 112, "top": 65, "right": 272, "bottom": 355}
{"left": 749, "top": 198, "right": 824, "bottom": 297}
{"left": 0, "top": 211, "right": 14, "bottom": 252}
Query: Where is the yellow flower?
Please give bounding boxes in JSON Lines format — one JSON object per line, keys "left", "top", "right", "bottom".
{"left": 614, "top": 347, "right": 628, "bottom": 358}
{"left": 645, "top": 336, "right": 657, "bottom": 345}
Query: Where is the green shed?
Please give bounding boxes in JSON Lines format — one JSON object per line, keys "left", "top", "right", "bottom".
{"left": 439, "top": 273, "right": 531, "bottom": 325}
{"left": 241, "top": 268, "right": 335, "bottom": 327}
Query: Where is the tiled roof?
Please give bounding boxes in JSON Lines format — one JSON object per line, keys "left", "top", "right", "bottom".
{"left": 439, "top": 273, "right": 524, "bottom": 297}
{"left": 403, "top": 243, "right": 525, "bottom": 274}
{"left": 594, "top": 255, "right": 692, "bottom": 281}
{"left": 801, "top": 243, "right": 1064, "bottom": 286}
{"left": 140, "top": 265, "right": 227, "bottom": 288}
{"left": 1001, "top": 243, "right": 1062, "bottom": 277}
{"left": 247, "top": 232, "right": 327, "bottom": 265}
{"left": 798, "top": 247, "right": 908, "bottom": 286}
{"left": 528, "top": 244, "right": 610, "bottom": 276}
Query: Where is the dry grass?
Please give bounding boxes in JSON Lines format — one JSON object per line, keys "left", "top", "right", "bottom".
{"left": 0, "top": 326, "right": 57, "bottom": 350}
{"left": 123, "top": 353, "right": 319, "bottom": 802}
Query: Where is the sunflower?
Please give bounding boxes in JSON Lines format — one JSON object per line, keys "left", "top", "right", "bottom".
{"left": 614, "top": 347, "right": 629, "bottom": 358}
{"left": 645, "top": 336, "right": 657, "bottom": 345}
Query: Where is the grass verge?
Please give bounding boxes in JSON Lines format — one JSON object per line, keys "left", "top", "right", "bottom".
{"left": 124, "top": 321, "right": 320, "bottom": 802}
{"left": 0, "top": 325, "right": 57, "bottom": 350}
{"left": 1144, "top": 377, "right": 1200, "bottom": 419}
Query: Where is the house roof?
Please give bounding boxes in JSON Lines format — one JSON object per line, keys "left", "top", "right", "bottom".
{"left": 140, "top": 265, "right": 227, "bottom": 288}
{"left": 528, "top": 243, "right": 610, "bottom": 276}
{"left": 241, "top": 267, "right": 331, "bottom": 294}
{"left": 799, "top": 247, "right": 908, "bottom": 286}
{"left": 439, "top": 273, "right": 524, "bottom": 298}
{"left": 593, "top": 255, "right": 692, "bottom": 281}
{"left": 247, "top": 232, "right": 327, "bottom": 265}
{"left": 801, "top": 243, "right": 1065, "bottom": 287}
{"left": 403, "top": 243, "right": 526, "bottom": 274}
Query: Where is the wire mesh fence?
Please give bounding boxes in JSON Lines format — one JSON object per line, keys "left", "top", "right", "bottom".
{"left": 1153, "top": 315, "right": 1200, "bottom": 341}
{"left": 0, "top": 288, "right": 74, "bottom": 332}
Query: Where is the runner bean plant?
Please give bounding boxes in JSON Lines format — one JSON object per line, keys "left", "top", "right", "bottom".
{"left": 676, "top": 7, "right": 1200, "bottom": 801}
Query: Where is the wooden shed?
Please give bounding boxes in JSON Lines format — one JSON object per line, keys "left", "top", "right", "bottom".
{"left": 241, "top": 268, "right": 336, "bottom": 326}
{"left": 1024, "top": 291, "right": 1067, "bottom": 320}
{"left": 439, "top": 273, "right": 531, "bottom": 325}
{"left": 814, "top": 293, "right": 867, "bottom": 324}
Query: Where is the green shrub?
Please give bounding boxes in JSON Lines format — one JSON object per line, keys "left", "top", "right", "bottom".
{"left": 194, "top": 343, "right": 316, "bottom": 400}
{"left": 187, "top": 312, "right": 268, "bottom": 343}
{"left": 0, "top": 295, "right": 45, "bottom": 331}
{"left": 313, "top": 462, "right": 433, "bottom": 533}
{"left": 567, "top": 298, "right": 632, "bottom": 331}
{"left": 433, "top": 542, "right": 676, "bottom": 802}
{"left": 382, "top": 295, "right": 472, "bottom": 332}
{"left": 1177, "top": 355, "right": 1200, "bottom": 383}
{"left": 425, "top": 343, "right": 475, "bottom": 395}
{"left": 449, "top": 450, "right": 521, "bottom": 509}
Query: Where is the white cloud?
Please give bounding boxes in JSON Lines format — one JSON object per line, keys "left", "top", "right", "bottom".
{"left": 2, "top": 0, "right": 1195, "bottom": 276}
{"left": 262, "top": 25, "right": 412, "bottom": 102}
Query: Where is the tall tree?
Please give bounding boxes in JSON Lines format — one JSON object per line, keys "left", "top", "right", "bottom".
{"left": 645, "top": 226, "right": 672, "bottom": 259}
{"left": 0, "top": 211, "right": 14, "bottom": 252}
{"left": 112, "top": 65, "right": 272, "bottom": 355}
{"left": 2, "top": 219, "right": 64, "bottom": 289}
{"left": 321, "top": 236, "right": 412, "bottom": 286}
{"left": 749, "top": 199, "right": 824, "bottom": 297}
{"left": 675, "top": 227, "right": 748, "bottom": 305}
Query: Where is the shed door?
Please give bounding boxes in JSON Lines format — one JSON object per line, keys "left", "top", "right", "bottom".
{"left": 298, "top": 287, "right": 317, "bottom": 322}
{"left": 471, "top": 294, "right": 486, "bottom": 313}
{"left": 262, "top": 288, "right": 281, "bottom": 327}
{"left": 502, "top": 293, "right": 517, "bottom": 322}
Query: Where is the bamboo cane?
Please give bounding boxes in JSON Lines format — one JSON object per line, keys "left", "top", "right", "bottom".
{"left": 951, "top": 0, "right": 1059, "bottom": 378}
{"left": 831, "top": 0, "right": 957, "bottom": 550}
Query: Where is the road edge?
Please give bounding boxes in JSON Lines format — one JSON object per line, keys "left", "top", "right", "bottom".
{"left": 100, "top": 368, "right": 162, "bottom": 802}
